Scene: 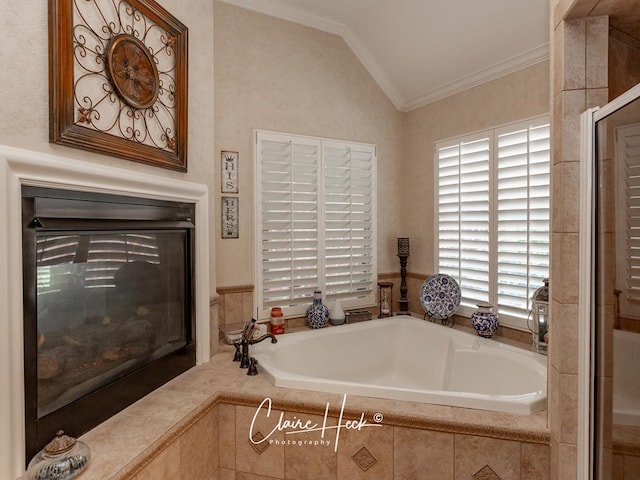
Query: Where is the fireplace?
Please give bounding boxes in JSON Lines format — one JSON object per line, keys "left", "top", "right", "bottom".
{"left": 22, "top": 187, "right": 196, "bottom": 461}
{"left": 0, "top": 146, "right": 211, "bottom": 478}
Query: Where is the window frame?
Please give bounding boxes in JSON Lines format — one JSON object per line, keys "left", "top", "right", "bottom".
{"left": 433, "top": 115, "right": 550, "bottom": 331}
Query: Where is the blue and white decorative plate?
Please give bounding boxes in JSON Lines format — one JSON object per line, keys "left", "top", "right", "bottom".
{"left": 420, "top": 274, "right": 461, "bottom": 320}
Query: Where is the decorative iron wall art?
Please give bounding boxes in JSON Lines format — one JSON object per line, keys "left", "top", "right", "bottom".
{"left": 49, "top": 0, "right": 188, "bottom": 171}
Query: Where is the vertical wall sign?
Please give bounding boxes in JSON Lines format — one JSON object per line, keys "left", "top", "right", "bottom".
{"left": 222, "top": 196, "right": 239, "bottom": 239}
{"left": 49, "top": 0, "right": 189, "bottom": 171}
{"left": 221, "top": 151, "right": 239, "bottom": 193}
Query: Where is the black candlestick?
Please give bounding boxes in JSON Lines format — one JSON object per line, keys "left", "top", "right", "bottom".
{"left": 397, "top": 238, "right": 410, "bottom": 315}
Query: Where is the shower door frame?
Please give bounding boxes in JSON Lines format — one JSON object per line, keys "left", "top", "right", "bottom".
{"left": 578, "top": 82, "right": 640, "bottom": 479}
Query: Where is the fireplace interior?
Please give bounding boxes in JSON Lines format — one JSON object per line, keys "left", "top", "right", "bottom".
{"left": 22, "top": 186, "right": 196, "bottom": 463}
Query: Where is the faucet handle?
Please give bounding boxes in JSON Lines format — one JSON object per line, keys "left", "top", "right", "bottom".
{"left": 247, "top": 357, "right": 259, "bottom": 376}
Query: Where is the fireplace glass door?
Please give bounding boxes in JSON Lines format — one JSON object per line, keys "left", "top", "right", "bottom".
{"left": 35, "top": 231, "right": 187, "bottom": 417}
{"left": 22, "top": 188, "right": 196, "bottom": 462}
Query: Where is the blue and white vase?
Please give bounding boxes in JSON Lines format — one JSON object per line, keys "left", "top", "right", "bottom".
{"left": 306, "top": 290, "right": 329, "bottom": 329}
{"left": 471, "top": 303, "right": 498, "bottom": 338}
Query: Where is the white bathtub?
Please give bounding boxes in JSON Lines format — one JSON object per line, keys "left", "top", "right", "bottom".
{"left": 251, "top": 315, "right": 547, "bottom": 415}
{"left": 613, "top": 328, "right": 640, "bottom": 427}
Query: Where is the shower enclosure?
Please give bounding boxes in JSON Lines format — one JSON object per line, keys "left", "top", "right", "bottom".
{"left": 580, "top": 83, "right": 640, "bottom": 479}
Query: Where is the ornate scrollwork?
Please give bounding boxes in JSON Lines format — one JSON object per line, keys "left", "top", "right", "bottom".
{"left": 71, "top": 0, "right": 177, "bottom": 153}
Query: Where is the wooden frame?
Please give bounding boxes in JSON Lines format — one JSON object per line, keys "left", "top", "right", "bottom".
{"left": 49, "top": 0, "right": 188, "bottom": 171}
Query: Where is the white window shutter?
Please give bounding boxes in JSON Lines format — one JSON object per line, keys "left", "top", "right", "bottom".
{"left": 256, "top": 132, "right": 322, "bottom": 316}
{"left": 323, "top": 140, "right": 376, "bottom": 309}
{"left": 436, "top": 117, "right": 550, "bottom": 329}
{"left": 496, "top": 122, "right": 550, "bottom": 319}
{"left": 437, "top": 134, "right": 491, "bottom": 310}
{"left": 256, "top": 131, "right": 377, "bottom": 319}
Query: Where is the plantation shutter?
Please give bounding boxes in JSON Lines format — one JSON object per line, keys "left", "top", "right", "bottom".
{"left": 616, "top": 124, "right": 640, "bottom": 318}
{"left": 436, "top": 117, "right": 550, "bottom": 328}
{"left": 323, "top": 141, "right": 376, "bottom": 306}
{"left": 496, "top": 123, "right": 550, "bottom": 319}
{"left": 256, "top": 131, "right": 377, "bottom": 319}
{"left": 437, "top": 134, "right": 491, "bottom": 309}
{"left": 257, "top": 132, "right": 322, "bottom": 315}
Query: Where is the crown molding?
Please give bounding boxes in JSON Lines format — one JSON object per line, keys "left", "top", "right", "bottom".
{"left": 401, "top": 43, "right": 550, "bottom": 112}
{"left": 219, "top": 0, "right": 345, "bottom": 35}
{"left": 340, "top": 28, "right": 405, "bottom": 110}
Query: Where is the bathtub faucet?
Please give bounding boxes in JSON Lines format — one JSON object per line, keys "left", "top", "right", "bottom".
{"left": 236, "top": 332, "right": 277, "bottom": 370}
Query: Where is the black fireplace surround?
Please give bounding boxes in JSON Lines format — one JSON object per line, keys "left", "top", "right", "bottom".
{"left": 22, "top": 187, "right": 196, "bottom": 463}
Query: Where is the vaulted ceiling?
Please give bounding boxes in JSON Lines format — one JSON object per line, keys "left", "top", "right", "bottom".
{"left": 220, "top": 0, "right": 550, "bottom": 111}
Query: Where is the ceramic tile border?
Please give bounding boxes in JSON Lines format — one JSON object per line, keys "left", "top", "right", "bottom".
{"left": 215, "top": 391, "right": 550, "bottom": 444}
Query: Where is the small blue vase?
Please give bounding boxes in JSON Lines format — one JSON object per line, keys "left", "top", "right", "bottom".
{"left": 471, "top": 303, "right": 498, "bottom": 338}
{"left": 306, "top": 290, "right": 329, "bottom": 329}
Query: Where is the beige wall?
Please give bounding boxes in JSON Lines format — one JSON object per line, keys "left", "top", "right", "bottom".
{"left": 0, "top": 0, "right": 217, "bottom": 294}
{"left": 213, "top": 1, "right": 406, "bottom": 288}
{"left": 404, "top": 62, "right": 551, "bottom": 276}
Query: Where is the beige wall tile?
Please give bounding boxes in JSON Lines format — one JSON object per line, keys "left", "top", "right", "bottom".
{"left": 236, "top": 472, "right": 284, "bottom": 480}
{"left": 550, "top": 435, "right": 559, "bottom": 480}
{"left": 454, "top": 434, "right": 520, "bottom": 480}
{"left": 219, "top": 403, "right": 237, "bottom": 470}
{"left": 562, "top": 19, "right": 587, "bottom": 91}
{"left": 284, "top": 413, "right": 337, "bottom": 480}
{"left": 552, "top": 92, "right": 563, "bottom": 166}
{"left": 218, "top": 295, "right": 227, "bottom": 327}
{"left": 336, "top": 421, "right": 393, "bottom": 480}
{"left": 235, "top": 404, "right": 285, "bottom": 478}
{"left": 585, "top": 16, "right": 609, "bottom": 90}
{"left": 557, "top": 442, "right": 577, "bottom": 480}
{"left": 133, "top": 441, "right": 181, "bottom": 480}
{"left": 521, "top": 442, "right": 550, "bottom": 480}
{"left": 560, "top": 89, "right": 587, "bottom": 163}
{"left": 550, "top": 301, "right": 578, "bottom": 374}
{"left": 549, "top": 366, "right": 560, "bottom": 438}
{"left": 211, "top": 301, "right": 221, "bottom": 356}
{"left": 551, "top": 233, "right": 580, "bottom": 304}
{"left": 219, "top": 467, "right": 236, "bottom": 480}
{"left": 394, "top": 427, "right": 454, "bottom": 480}
{"left": 225, "top": 293, "right": 245, "bottom": 326}
{"left": 559, "top": 373, "right": 579, "bottom": 444}
{"left": 179, "top": 409, "right": 217, "bottom": 480}
{"left": 551, "top": 162, "right": 563, "bottom": 233}
{"left": 557, "top": 160, "right": 580, "bottom": 233}
{"left": 243, "top": 291, "right": 254, "bottom": 320}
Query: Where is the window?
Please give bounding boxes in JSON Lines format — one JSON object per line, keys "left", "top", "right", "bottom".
{"left": 436, "top": 117, "right": 550, "bottom": 329}
{"left": 255, "top": 130, "right": 377, "bottom": 319}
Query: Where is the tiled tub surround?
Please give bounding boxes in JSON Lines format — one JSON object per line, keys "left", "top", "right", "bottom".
{"left": 64, "top": 342, "right": 550, "bottom": 480}
{"left": 252, "top": 316, "right": 547, "bottom": 415}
